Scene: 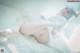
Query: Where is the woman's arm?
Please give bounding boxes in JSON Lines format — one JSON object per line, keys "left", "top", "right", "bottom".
{"left": 0, "top": 29, "right": 19, "bottom": 37}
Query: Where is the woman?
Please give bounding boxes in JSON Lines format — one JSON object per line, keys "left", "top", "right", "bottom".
{"left": 0, "top": 20, "right": 72, "bottom": 53}
{"left": 18, "top": 22, "right": 72, "bottom": 53}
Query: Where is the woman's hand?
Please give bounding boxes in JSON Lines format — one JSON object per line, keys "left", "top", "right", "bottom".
{"left": 0, "top": 29, "right": 19, "bottom": 37}
{"left": 0, "top": 30, "right": 9, "bottom": 37}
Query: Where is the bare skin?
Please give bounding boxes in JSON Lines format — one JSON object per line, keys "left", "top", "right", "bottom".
{"left": 61, "top": 8, "right": 80, "bottom": 17}
{"left": 19, "top": 22, "right": 55, "bottom": 43}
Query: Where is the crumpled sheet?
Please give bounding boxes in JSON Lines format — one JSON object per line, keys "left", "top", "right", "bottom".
{"left": 7, "top": 32, "right": 71, "bottom": 53}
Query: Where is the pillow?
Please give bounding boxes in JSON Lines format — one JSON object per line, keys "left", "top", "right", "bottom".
{"left": 61, "top": 16, "right": 80, "bottom": 39}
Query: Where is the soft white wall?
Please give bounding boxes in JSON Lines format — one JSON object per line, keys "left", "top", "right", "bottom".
{"left": 0, "top": 0, "right": 67, "bottom": 21}
{"left": 0, "top": 0, "right": 67, "bottom": 29}
{"left": 0, "top": 4, "right": 23, "bottom": 30}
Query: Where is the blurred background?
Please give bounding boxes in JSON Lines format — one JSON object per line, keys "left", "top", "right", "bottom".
{"left": 0, "top": 0, "right": 80, "bottom": 52}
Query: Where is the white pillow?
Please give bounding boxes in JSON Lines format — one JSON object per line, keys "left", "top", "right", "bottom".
{"left": 62, "top": 16, "right": 80, "bottom": 39}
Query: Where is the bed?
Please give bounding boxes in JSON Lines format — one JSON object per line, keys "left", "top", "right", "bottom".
{"left": 7, "top": 21, "right": 71, "bottom": 53}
